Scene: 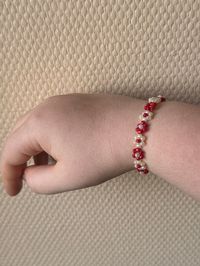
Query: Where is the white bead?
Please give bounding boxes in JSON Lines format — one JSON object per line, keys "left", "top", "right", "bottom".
{"left": 135, "top": 134, "right": 143, "bottom": 139}
{"left": 134, "top": 140, "right": 144, "bottom": 146}
{"left": 134, "top": 134, "right": 145, "bottom": 141}
{"left": 140, "top": 114, "right": 151, "bottom": 122}
{"left": 136, "top": 143, "right": 143, "bottom": 147}
{"left": 139, "top": 171, "right": 146, "bottom": 175}
{"left": 145, "top": 111, "right": 153, "bottom": 117}
{"left": 134, "top": 160, "right": 146, "bottom": 167}
{"left": 134, "top": 141, "right": 145, "bottom": 147}
{"left": 139, "top": 111, "right": 153, "bottom": 122}
{"left": 139, "top": 114, "right": 146, "bottom": 121}
{"left": 148, "top": 97, "right": 161, "bottom": 103}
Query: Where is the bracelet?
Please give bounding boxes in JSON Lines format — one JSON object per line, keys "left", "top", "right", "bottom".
{"left": 132, "top": 95, "right": 166, "bottom": 175}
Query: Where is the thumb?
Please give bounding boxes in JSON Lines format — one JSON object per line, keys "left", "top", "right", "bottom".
{"left": 23, "top": 164, "right": 63, "bottom": 194}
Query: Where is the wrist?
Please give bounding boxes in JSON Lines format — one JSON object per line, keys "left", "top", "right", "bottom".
{"left": 106, "top": 95, "right": 147, "bottom": 174}
{"left": 107, "top": 94, "right": 200, "bottom": 200}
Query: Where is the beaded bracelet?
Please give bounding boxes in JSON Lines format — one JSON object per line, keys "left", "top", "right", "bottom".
{"left": 132, "top": 95, "right": 166, "bottom": 175}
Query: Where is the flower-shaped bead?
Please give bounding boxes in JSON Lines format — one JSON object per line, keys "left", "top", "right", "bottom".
{"left": 132, "top": 147, "right": 144, "bottom": 160}
{"left": 144, "top": 102, "right": 157, "bottom": 112}
{"left": 139, "top": 168, "right": 149, "bottom": 175}
{"left": 134, "top": 159, "right": 149, "bottom": 174}
{"left": 135, "top": 121, "right": 148, "bottom": 134}
{"left": 134, "top": 159, "right": 146, "bottom": 169}
{"left": 139, "top": 110, "right": 153, "bottom": 122}
{"left": 148, "top": 97, "right": 162, "bottom": 103}
{"left": 148, "top": 96, "right": 166, "bottom": 103}
{"left": 134, "top": 134, "right": 146, "bottom": 147}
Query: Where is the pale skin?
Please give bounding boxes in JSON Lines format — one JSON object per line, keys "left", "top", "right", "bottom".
{"left": 0, "top": 93, "right": 200, "bottom": 200}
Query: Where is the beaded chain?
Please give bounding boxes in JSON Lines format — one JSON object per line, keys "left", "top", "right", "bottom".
{"left": 132, "top": 95, "right": 166, "bottom": 175}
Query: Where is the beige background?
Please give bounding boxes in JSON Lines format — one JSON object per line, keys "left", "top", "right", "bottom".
{"left": 0, "top": 0, "right": 200, "bottom": 265}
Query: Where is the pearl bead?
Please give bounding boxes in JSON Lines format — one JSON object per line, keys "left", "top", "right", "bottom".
{"left": 148, "top": 97, "right": 161, "bottom": 103}
{"left": 134, "top": 135, "right": 145, "bottom": 142}
{"left": 134, "top": 160, "right": 145, "bottom": 167}
{"left": 136, "top": 143, "right": 143, "bottom": 147}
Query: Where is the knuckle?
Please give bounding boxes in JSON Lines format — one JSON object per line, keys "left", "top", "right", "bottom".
{"left": 26, "top": 111, "right": 45, "bottom": 136}
{"left": 9, "top": 116, "right": 25, "bottom": 134}
{"left": 29, "top": 111, "right": 44, "bottom": 126}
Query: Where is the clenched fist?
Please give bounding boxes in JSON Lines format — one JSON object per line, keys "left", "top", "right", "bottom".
{"left": 0, "top": 93, "right": 142, "bottom": 196}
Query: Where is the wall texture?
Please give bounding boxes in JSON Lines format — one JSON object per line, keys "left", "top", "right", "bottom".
{"left": 0, "top": 1, "right": 200, "bottom": 265}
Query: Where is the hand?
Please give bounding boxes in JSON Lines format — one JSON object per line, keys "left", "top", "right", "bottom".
{"left": 0, "top": 93, "right": 142, "bottom": 196}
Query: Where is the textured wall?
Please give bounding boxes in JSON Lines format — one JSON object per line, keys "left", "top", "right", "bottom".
{"left": 0, "top": 0, "right": 200, "bottom": 265}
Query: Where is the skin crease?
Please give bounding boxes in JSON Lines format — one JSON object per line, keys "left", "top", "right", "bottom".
{"left": 0, "top": 93, "right": 200, "bottom": 200}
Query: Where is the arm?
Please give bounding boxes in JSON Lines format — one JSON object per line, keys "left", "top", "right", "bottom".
{"left": 0, "top": 93, "right": 200, "bottom": 200}
{"left": 111, "top": 96, "right": 200, "bottom": 200}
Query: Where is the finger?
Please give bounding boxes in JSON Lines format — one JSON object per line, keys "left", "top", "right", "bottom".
{"left": 0, "top": 123, "right": 42, "bottom": 196}
{"left": 33, "top": 151, "right": 49, "bottom": 165}
{"left": 23, "top": 163, "right": 64, "bottom": 194}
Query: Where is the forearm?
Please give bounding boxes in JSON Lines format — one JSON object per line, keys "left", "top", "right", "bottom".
{"left": 109, "top": 95, "right": 200, "bottom": 200}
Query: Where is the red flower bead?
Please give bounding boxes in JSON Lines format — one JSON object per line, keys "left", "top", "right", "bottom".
{"left": 135, "top": 121, "right": 148, "bottom": 134}
{"left": 144, "top": 102, "right": 157, "bottom": 112}
{"left": 132, "top": 148, "right": 144, "bottom": 160}
{"left": 143, "top": 113, "right": 149, "bottom": 117}
{"left": 140, "top": 168, "right": 149, "bottom": 174}
{"left": 136, "top": 167, "right": 141, "bottom": 172}
{"left": 135, "top": 164, "right": 144, "bottom": 173}
{"left": 135, "top": 165, "right": 149, "bottom": 174}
